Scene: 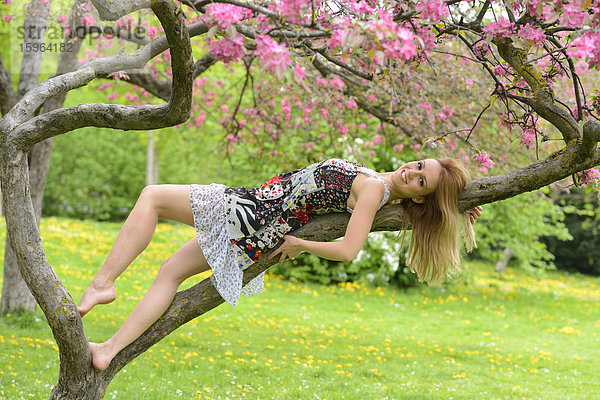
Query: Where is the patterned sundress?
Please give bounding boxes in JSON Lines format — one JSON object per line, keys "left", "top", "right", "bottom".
{"left": 189, "top": 159, "right": 390, "bottom": 306}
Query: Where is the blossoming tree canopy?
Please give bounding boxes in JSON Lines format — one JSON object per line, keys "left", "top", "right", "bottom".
{"left": 23, "top": 0, "right": 593, "bottom": 187}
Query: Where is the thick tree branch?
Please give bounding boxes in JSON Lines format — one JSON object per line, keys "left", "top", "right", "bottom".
{"left": 3, "top": 8, "right": 197, "bottom": 151}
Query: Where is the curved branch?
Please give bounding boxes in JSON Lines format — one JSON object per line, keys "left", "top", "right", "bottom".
{"left": 460, "top": 143, "right": 600, "bottom": 210}
{"left": 4, "top": 11, "right": 198, "bottom": 151}
{"left": 90, "top": 0, "right": 150, "bottom": 21}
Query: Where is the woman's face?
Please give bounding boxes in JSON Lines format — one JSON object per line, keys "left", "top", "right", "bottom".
{"left": 392, "top": 159, "right": 442, "bottom": 201}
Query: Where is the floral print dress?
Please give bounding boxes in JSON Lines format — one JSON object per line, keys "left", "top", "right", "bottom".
{"left": 190, "top": 159, "right": 390, "bottom": 306}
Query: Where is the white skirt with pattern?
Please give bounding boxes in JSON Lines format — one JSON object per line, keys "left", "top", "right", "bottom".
{"left": 189, "top": 183, "right": 265, "bottom": 306}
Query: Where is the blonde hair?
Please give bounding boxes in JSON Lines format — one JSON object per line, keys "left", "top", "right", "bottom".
{"left": 399, "top": 158, "right": 476, "bottom": 284}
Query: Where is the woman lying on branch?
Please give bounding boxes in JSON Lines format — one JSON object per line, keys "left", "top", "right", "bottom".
{"left": 77, "top": 158, "right": 483, "bottom": 371}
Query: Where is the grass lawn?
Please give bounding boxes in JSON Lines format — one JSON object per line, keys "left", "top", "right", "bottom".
{"left": 0, "top": 217, "right": 599, "bottom": 400}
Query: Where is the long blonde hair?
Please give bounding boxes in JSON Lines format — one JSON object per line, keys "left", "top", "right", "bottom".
{"left": 399, "top": 158, "right": 475, "bottom": 284}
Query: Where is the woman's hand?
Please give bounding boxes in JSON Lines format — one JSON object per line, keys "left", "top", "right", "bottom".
{"left": 269, "top": 235, "right": 305, "bottom": 263}
{"left": 468, "top": 206, "right": 483, "bottom": 224}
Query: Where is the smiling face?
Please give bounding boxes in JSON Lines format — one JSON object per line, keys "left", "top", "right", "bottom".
{"left": 391, "top": 159, "right": 442, "bottom": 201}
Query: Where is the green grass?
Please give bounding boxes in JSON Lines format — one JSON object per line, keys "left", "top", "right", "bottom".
{"left": 0, "top": 217, "right": 599, "bottom": 399}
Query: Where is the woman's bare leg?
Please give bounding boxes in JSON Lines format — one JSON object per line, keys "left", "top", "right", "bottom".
{"left": 90, "top": 238, "right": 209, "bottom": 371}
{"left": 78, "top": 185, "right": 195, "bottom": 317}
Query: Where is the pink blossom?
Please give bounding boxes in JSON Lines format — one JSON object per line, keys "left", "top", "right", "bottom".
{"left": 346, "top": 99, "right": 357, "bottom": 109}
{"left": 350, "top": 1, "right": 374, "bottom": 14}
{"left": 338, "top": 125, "right": 349, "bottom": 135}
{"left": 327, "top": 29, "right": 347, "bottom": 50}
{"left": 416, "top": 0, "right": 448, "bottom": 21}
{"left": 373, "top": 134, "right": 383, "bottom": 145}
{"left": 4, "top": 14, "right": 12, "bottom": 23}
{"left": 473, "top": 42, "right": 491, "bottom": 58}
{"left": 227, "top": 134, "right": 238, "bottom": 144}
{"left": 393, "top": 144, "right": 404, "bottom": 153}
{"left": 493, "top": 65, "right": 508, "bottom": 77}
{"left": 517, "top": 24, "right": 546, "bottom": 45}
{"left": 561, "top": 2, "right": 586, "bottom": 28}
{"left": 473, "top": 151, "right": 494, "bottom": 169}
{"left": 206, "top": 4, "right": 250, "bottom": 28}
{"left": 254, "top": 35, "right": 292, "bottom": 80}
{"left": 278, "top": 0, "right": 311, "bottom": 25}
{"left": 568, "top": 32, "right": 600, "bottom": 67}
{"left": 107, "top": 93, "right": 118, "bottom": 100}
{"left": 577, "top": 169, "right": 600, "bottom": 185}
{"left": 293, "top": 64, "right": 305, "bottom": 85}
{"left": 483, "top": 17, "right": 514, "bottom": 40}
{"left": 81, "top": 15, "right": 96, "bottom": 27}
{"left": 520, "top": 128, "right": 536, "bottom": 149}
{"left": 209, "top": 36, "right": 245, "bottom": 63}
{"left": 329, "top": 76, "right": 344, "bottom": 90}
{"left": 147, "top": 26, "right": 159, "bottom": 38}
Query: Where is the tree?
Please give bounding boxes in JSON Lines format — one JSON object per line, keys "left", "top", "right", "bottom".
{"left": 0, "top": 0, "right": 599, "bottom": 398}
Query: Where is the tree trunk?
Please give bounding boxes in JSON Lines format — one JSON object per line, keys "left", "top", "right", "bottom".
{"left": 1, "top": 244, "right": 37, "bottom": 313}
{"left": 146, "top": 130, "right": 159, "bottom": 185}
{"left": 0, "top": 0, "right": 52, "bottom": 313}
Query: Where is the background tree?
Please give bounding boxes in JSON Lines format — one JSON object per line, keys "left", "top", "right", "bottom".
{"left": 0, "top": 0, "right": 599, "bottom": 398}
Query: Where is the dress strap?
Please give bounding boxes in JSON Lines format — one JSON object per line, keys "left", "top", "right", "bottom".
{"left": 347, "top": 167, "right": 390, "bottom": 213}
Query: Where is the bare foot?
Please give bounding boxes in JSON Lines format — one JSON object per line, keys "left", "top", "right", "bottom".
{"left": 89, "top": 342, "right": 114, "bottom": 371}
{"left": 77, "top": 281, "right": 116, "bottom": 317}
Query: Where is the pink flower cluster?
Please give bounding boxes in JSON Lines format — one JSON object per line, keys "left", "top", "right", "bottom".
{"left": 209, "top": 36, "right": 245, "bottom": 63}
{"left": 473, "top": 151, "right": 494, "bottom": 169}
{"left": 483, "top": 17, "right": 514, "bottom": 40}
{"left": 517, "top": 24, "right": 546, "bottom": 45}
{"left": 577, "top": 168, "right": 600, "bottom": 185}
{"left": 569, "top": 32, "right": 600, "bottom": 68}
{"left": 520, "top": 128, "right": 536, "bottom": 148}
{"left": 278, "top": 0, "right": 312, "bottom": 25}
{"left": 254, "top": 35, "right": 292, "bottom": 80}
{"left": 416, "top": 0, "right": 448, "bottom": 21}
{"left": 206, "top": 3, "right": 251, "bottom": 28}
{"left": 473, "top": 42, "right": 491, "bottom": 59}
{"left": 81, "top": 15, "right": 96, "bottom": 27}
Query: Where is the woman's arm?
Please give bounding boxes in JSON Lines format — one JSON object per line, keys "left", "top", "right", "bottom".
{"left": 269, "top": 178, "right": 385, "bottom": 263}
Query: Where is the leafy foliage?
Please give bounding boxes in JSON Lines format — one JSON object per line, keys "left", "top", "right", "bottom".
{"left": 45, "top": 128, "right": 146, "bottom": 221}
{"left": 473, "top": 191, "right": 572, "bottom": 273}
{"left": 543, "top": 190, "right": 600, "bottom": 275}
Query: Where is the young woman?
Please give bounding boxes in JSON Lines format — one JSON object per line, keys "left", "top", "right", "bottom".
{"left": 78, "top": 158, "right": 482, "bottom": 371}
